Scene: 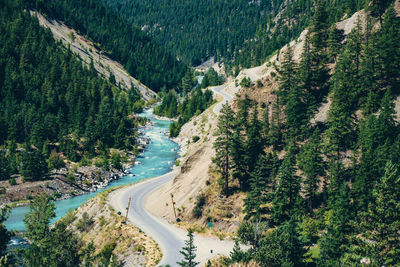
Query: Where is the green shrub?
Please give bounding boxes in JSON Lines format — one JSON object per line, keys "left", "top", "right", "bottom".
{"left": 192, "top": 193, "right": 206, "bottom": 218}
{"left": 66, "top": 172, "right": 75, "bottom": 183}
{"left": 110, "top": 152, "right": 122, "bottom": 170}
{"left": 79, "top": 157, "right": 92, "bottom": 167}
{"left": 9, "top": 177, "right": 17, "bottom": 186}
{"left": 76, "top": 212, "right": 94, "bottom": 232}
{"left": 240, "top": 77, "right": 251, "bottom": 88}
{"left": 192, "top": 136, "right": 200, "bottom": 143}
{"left": 47, "top": 150, "right": 66, "bottom": 170}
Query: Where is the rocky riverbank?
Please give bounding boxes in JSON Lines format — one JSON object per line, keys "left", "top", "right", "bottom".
{"left": 0, "top": 124, "right": 153, "bottom": 207}
{"left": 0, "top": 163, "right": 131, "bottom": 207}
{"left": 152, "top": 114, "right": 178, "bottom": 122}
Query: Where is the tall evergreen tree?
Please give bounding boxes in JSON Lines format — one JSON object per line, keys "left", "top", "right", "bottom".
{"left": 277, "top": 46, "right": 298, "bottom": 103}
{"left": 357, "top": 161, "right": 400, "bottom": 266}
{"left": 20, "top": 146, "right": 48, "bottom": 181}
{"left": 243, "top": 105, "right": 264, "bottom": 189}
{"left": 327, "top": 25, "right": 344, "bottom": 63}
{"left": 0, "top": 151, "right": 10, "bottom": 181}
{"left": 319, "top": 182, "right": 352, "bottom": 266}
{"left": 354, "top": 89, "right": 397, "bottom": 210}
{"left": 255, "top": 219, "right": 306, "bottom": 267}
{"left": 213, "top": 103, "right": 235, "bottom": 196}
{"left": 374, "top": 7, "right": 400, "bottom": 94}
{"left": 0, "top": 207, "right": 10, "bottom": 256}
{"left": 244, "top": 154, "right": 276, "bottom": 220}
{"left": 23, "top": 194, "right": 56, "bottom": 266}
{"left": 297, "top": 129, "right": 325, "bottom": 213}
{"left": 177, "top": 229, "right": 199, "bottom": 267}
{"left": 308, "top": 0, "right": 331, "bottom": 101}
{"left": 230, "top": 118, "right": 246, "bottom": 190}
{"left": 272, "top": 148, "right": 300, "bottom": 224}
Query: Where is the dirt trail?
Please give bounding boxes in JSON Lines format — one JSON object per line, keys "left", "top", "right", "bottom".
{"left": 31, "top": 11, "right": 156, "bottom": 100}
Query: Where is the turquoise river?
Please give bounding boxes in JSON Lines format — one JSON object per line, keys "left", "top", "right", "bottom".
{"left": 4, "top": 108, "right": 179, "bottom": 231}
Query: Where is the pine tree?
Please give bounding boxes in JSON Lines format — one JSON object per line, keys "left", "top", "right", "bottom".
{"left": 297, "top": 33, "right": 317, "bottom": 116}
{"left": 358, "top": 161, "right": 400, "bottom": 266}
{"left": 297, "top": 129, "right": 324, "bottom": 213}
{"left": 177, "top": 229, "right": 199, "bottom": 267}
{"left": 229, "top": 240, "right": 248, "bottom": 263}
{"left": 230, "top": 119, "right": 246, "bottom": 190}
{"left": 308, "top": 0, "right": 331, "bottom": 101}
{"left": 0, "top": 207, "right": 10, "bottom": 256}
{"left": 0, "top": 151, "right": 10, "bottom": 181}
{"left": 255, "top": 219, "right": 306, "bottom": 267}
{"left": 327, "top": 25, "right": 344, "bottom": 63}
{"left": 23, "top": 194, "right": 56, "bottom": 266}
{"left": 213, "top": 103, "right": 235, "bottom": 196}
{"left": 360, "top": 18, "right": 379, "bottom": 115}
{"left": 375, "top": 7, "right": 400, "bottom": 94}
{"left": 324, "top": 22, "right": 364, "bottom": 158}
{"left": 20, "top": 146, "right": 48, "bottom": 181}
{"left": 244, "top": 105, "right": 264, "bottom": 189}
{"left": 277, "top": 46, "right": 297, "bottom": 103}
{"left": 277, "top": 45, "right": 309, "bottom": 139}
{"left": 272, "top": 148, "right": 300, "bottom": 224}
{"left": 244, "top": 154, "right": 274, "bottom": 220}
{"left": 354, "top": 89, "right": 396, "bottom": 210}
{"left": 319, "top": 181, "right": 352, "bottom": 266}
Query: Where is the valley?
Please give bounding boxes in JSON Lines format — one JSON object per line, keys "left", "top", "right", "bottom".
{"left": 1, "top": 0, "right": 400, "bottom": 266}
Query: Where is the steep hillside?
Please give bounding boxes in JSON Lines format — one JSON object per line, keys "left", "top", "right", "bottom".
{"left": 101, "top": 0, "right": 288, "bottom": 65}
{"left": 27, "top": 0, "right": 188, "bottom": 91}
{"left": 31, "top": 11, "right": 156, "bottom": 101}
{"left": 0, "top": 0, "right": 145, "bottom": 194}
{"left": 102, "top": 0, "right": 374, "bottom": 70}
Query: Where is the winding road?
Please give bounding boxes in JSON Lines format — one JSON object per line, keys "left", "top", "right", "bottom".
{"left": 109, "top": 84, "right": 236, "bottom": 266}
{"left": 109, "top": 172, "right": 236, "bottom": 266}
{"left": 209, "top": 84, "right": 232, "bottom": 115}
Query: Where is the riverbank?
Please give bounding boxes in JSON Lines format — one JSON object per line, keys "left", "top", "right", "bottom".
{"left": 0, "top": 123, "right": 153, "bottom": 208}
{"left": 5, "top": 107, "right": 179, "bottom": 231}
{"left": 0, "top": 160, "right": 131, "bottom": 208}
{"left": 152, "top": 114, "right": 178, "bottom": 122}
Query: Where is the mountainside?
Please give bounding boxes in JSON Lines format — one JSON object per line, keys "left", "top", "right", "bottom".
{"left": 146, "top": 1, "right": 400, "bottom": 266}
{"left": 102, "top": 0, "right": 376, "bottom": 71}
{"left": 31, "top": 11, "right": 156, "bottom": 101}
{"left": 28, "top": 0, "right": 188, "bottom": 91}
{"left": 101, "top": 0, "right": 287, "bottom": 66}
{"left": 0, "top": 0, "right": 144, "bottom": 185}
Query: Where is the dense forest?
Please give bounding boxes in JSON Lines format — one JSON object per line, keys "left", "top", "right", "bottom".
{"left": 100, "top": 0, "right": 374, "bottom": 72}
{"left": 213, "top": 1, "right": 400, "bottom": 266}
{"left": 233, "top": 0, "right": 372, "bottom": 69}
{"left": 0, "top": 0, "right": 145, "bottom": 182}
{"left": 27, "top": 0, "right": 188, "bottom": 91}
{"left": 154, "top": 88, "right": 214, "bottom": 137}
{"left": 200, "top": 68, "right": 225, "bottom": 89}
{"left": 101, "top": 0, "right": 287, "bottom": 66}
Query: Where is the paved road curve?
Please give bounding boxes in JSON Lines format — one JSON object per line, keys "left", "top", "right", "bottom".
{"left": 209, "top": 84, "right": 232, "bottom": 115}
{"left": 110, "top": 172, "right": 183, "bottom": 265}
{"left": 109, "top": 171, "right": 235, "bottom": 266}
